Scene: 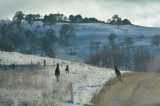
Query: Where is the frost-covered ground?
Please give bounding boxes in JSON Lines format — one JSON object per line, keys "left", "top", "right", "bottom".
{"left": 20, "top": 22, "right": 160, "bottom": 61}
{"left": 58, "top": 23, "right": 160, "bottom": 59}
{"left": 1, "top": 21, "right": 160, "bottom": 61}
{"left": 0, "top": 51, "right": 128, "bottom": 106}
{"left": 53, "top": 23, "right": 160, "bottom": 61}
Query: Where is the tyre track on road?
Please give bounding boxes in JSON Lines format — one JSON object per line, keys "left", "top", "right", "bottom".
{"left": 93, "top": 72, "right": 160, "bottom": 106}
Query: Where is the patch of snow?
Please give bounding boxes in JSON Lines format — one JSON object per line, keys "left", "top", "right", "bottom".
{"left": 0, "top": 51, "right": 129, "bottom": 105}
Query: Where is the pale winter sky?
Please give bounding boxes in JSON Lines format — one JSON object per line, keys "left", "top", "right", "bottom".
{"left": 0, "top": 0, "right": 160, "bottom": 27}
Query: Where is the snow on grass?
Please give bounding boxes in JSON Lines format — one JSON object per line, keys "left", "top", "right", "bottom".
{"left": 20, "top": 22, "right": 160, "bottom": 61}
{"left": 0, "top": 51, "right": 128, "bottom": 105}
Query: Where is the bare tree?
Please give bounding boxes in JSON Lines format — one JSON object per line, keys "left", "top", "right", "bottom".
{"left": 13, "top": 11, "right": 24, "bottom": 28}
{"left": 59, "top": 24, "right": 75, "bottom": 46}
{"left": 124, "top": 36, "right": 134, "bottom": 47}
{"left": 108, "top": 33, "right": 117, "bottom": 48}
{"left": 152, "top": 35, "right": 160, "bottom": 49}
{"left": 132, "top": 47, "right": 151, "bottom": 71}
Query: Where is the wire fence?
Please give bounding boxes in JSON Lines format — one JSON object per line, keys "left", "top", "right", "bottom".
{"left": 0, "top": 59, "right": 55, "bottom": 70}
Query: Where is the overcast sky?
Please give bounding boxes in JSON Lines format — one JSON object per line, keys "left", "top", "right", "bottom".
{"left": 0, "top": 0, "right": 160, "bottom": 27}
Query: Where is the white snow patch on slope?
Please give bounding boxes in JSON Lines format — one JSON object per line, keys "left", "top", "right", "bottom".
{"left": 0, "top": 51, "right": 129, "bottom": 106}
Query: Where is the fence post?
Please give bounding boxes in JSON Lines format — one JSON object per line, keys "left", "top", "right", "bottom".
{"left": 14, "top": 62, "right": 16, "bottom": 69}
{"left": 30, "top": 60, "right": 33, "bottom": 69}
{"left": 43, "top": 60, "right": 46, "bottom": 66}
{"left": 69, "top": 82, "right": 74, "bottom": 103}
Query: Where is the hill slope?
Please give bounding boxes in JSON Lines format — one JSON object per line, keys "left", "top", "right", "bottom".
{"left": 52, "top": 23, "right": 160, "bottom": 61}
{"left": 1, "top": 20, "right": 160, "bottom": 61}
{"left": 1, "top": 21, "right": 160, "bottom": 61}
{"left": 0, "top": 51, "right": 128, "bottom": 106}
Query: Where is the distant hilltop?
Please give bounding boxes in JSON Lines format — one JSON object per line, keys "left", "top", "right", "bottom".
{"left": 1, "top": 11, "right": 132, "bottom": 25}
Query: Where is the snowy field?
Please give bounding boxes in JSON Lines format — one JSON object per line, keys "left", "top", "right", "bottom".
{"left": 1, "top": 21, "right": 160, "bottom": 62}
{"left": 0, "top": 51, "right": 128, "bottom": 106}
{"left": 20, "top": 22, "right": 160, "bottom": 61}
{"left": 53, "top": 23, "right": 160, "bottom": 61}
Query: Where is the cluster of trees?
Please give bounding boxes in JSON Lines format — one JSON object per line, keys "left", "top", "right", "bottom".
{"left": 11, "top": 11, "right": 68, "bottom": 26}
{"left": 0, "top": 11, "right": 76, "bottom": 57}
{"left": 0, "top": 11, "right": 134, "bottom": 59}
{"left": 42, "top": 13, "right": 68, "bottom": 25}
{"left": 10, "top": 11, "right": 105, "bottom": 25}
{"left": 59, "top": 24, "right": 75, "bottom": 46}
{"left": 107, "top": 14, "right": 131, "bottom": 25}
{"left": 10, "top": 11, "right": 132, "bottom": 25}
{"left": 0, "top": 22, "right": 38, "bottom": 52}
{"left": 0, "top": 22, "right": 57, "bottom": 57}
{"left": 87, "top": 33, "right": 160, "bottom": 72}
{"left": 69, "top": 15, "right": 105, "bottom": 23}
{"left": 0, "top": 23, "right": 75, "bottom": 57}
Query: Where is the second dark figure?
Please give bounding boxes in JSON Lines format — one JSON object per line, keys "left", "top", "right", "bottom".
{"left": 65, "top": 65, "right": 69, "bottom": 74}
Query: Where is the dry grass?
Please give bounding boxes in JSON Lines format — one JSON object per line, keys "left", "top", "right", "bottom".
{"left": 0, "top": 67, "right": 68, "bottom": 106}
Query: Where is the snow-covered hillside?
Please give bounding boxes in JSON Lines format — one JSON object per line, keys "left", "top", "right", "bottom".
{"left": 1, "top": 21, "right": 160, "bottom": 62}
{"left": 56, "top": 24, "right": 160, "bottom": 61}
{"left": 0, "top": 51, "right": 128, "bottom": 106}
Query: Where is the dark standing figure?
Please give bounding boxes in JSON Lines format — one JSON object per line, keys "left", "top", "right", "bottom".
{"left": 65, "top": 65, "right": 69, "bottom": 74}
{"left": 114, "top": 65, "right": 123, "bottom": 84}
{"left": 55, "top": 63, "right": 60, "bottom": 82}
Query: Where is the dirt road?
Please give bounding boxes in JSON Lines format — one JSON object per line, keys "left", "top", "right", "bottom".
{"left": 93, "top": 72, "right": 160, "bottom": 106}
